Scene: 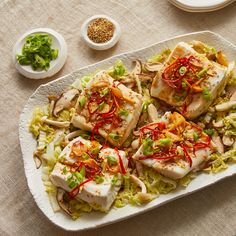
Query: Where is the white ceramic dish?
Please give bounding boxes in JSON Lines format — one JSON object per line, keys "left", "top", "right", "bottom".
{"left": 13, "top": 28, "right": 67, "bottom": 79}
{"left": 169, "top": 0, "right": 235, "bottom": 12}
{"left": 81, "top": 15, "right": 121, "bottom": 50}
{"left": 19, "top": 31, "right": 236, "bottom": 231}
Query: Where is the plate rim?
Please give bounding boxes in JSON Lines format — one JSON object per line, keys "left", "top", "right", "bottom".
{"left": 168, "top": 0, "right": 236, "bottom": 12}
{"left": 19, "top": 30, "right": 236, "bottom": 231}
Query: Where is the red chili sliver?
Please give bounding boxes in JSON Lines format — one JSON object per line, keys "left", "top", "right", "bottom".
{"left": 69, "top": 178, "right": 93, "bottom": 198}
{"left": 101, "top": 107, "right": 116, "bottom": 118}
{"left": 114, "top": 147, "right": 126, "bottom": 174}
{"left": 180, "top": 143, "right": 192, "bottom": 167}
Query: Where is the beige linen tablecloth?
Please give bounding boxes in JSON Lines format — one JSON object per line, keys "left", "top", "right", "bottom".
{"left": 1, "top": 0, "right": 236, "bottom": 235}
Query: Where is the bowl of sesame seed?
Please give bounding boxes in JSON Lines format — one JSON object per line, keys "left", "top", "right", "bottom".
{"left": 81, "top": 15, "right": 121, "bottom": 50}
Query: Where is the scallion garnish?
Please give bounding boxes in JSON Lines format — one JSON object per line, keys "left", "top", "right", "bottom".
{"left": 158, "top": 138, "right": 172, "bottom": 147}
{"left": 179, "top": 66, "right": 187, "bottom": 76}
{"left": 79, "top": 96, "right": 86, "bottom": 107}
{"left": 118, "top": 109, "right": 129, "bottom": 117}
{"left": 109, "top": 133, "right": 120, "bottom": 141}
{"left": 107, "top": 156, "right": 118, "bottom": 165}
{"left": 193, "top": 132, "right": 199, "bottom": 141}
{"left": 204, "top": 129, "right": 214, "bottom": 136}
{"left": 111, "top": 175, "right": 118, "bottom": 186}
{"left": 197, "top": 68, "right": 207, "bottom": 78}
{"left": 202, "top": 87, "right": 211, "bottom": 100}
{"left": 94, "top": 175, "right": 104, "bottom": 184}
{"left": 17, "top": 33, "right": 58, "bottom": 71}
{"left": 100, "top": 88, "right": 110, "bottom": 96}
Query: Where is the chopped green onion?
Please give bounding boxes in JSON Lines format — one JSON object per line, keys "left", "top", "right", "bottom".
{"left": 82, "top": 152, "right": 90, "bottom": 160}
{"left": 94, "top": 175, "right": 104, "bottom": 184}
{"left": 173, "top": 94, "right": 183, "bottom": 102}
{"left": 112, "top": 60, "right": 126, "bottom": 77}
{"left": 204, "top": 129, "right": 214, "bottom": 136}
{"left": 182, "top": 81, "right": 187, "bottom": 88}
{"left": 109, "top": 133, "right": 120, "bottom": 141}
{"left": 193, "top": 132, "right": 199, "bottom": 141}
{"left": 81, "top": 75, "right": 93, "bottom": 88}
{"left": 202, "top": 87, "right": 211, "bottom": 101}
{"left": 142, "top": 137, "right": 154, "bottom": 146}
{"left": 79, "top": 96, "right": 86, "bottom": 107}
{"left": 100, "top": 88, "right": 110, "bottom": 96}
{"left": 158, "top": 138, "right": 172, "bottom": 147}
{"left": 16, "top": 33, "right": 58, "bottom": 71}
{"left": 204, "top": 45, "right": 217, "bottom": 54}
{"left": 148, "top": 48, "right": 171, "bottom": 63}
{"left": 98, "top": 101, "right": 105, "bottom": 110}
{"left": 111, "top": 175, "right": 118, "bottom": 186}
{"left": 91, "top": 147, "right": 100, "bottom": 155}
{"left": 62, "top": 166, "right": 68, "bottom": 175}
{"left": 74, "top": 172, "right": 83, "bottom": 182}
{"left": 177, "top": 146, "right": 184, "bottom": 156}
{"left": 179, "top": 66, "right": 187, "bottom": 76}
{"left": 68, "top": 180, "right": 78, "bottom": 189}
{"left": 107, "top": 156, "right": 118, "bottom": 165}
{"left": 79, "top": 166, "right": 86, "bottom": 178}
{"left": 122, "top": 174, "right": 130, "bottom": 180}
{"left": 197, "top": 68, "right": 207, "bottom": 78}
{"left": 118, "top": 109, "right": 129, "bottom": 117}
{"left": 142, "top": 138, "right": 154, "bottom": 155}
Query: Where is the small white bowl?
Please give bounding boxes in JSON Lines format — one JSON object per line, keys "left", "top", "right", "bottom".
{"left": 13, "top": 28, "right": 67, "bottom": 79}
{"left": 81, "top": 15, "right": 121, "bottom": 50}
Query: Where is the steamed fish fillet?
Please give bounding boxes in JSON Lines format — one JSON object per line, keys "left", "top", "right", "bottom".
{"left": 71, "top": 70, "right": 143, "bottom": 147}
{"left": 151, "top": 42, "right": 230, "bottom": 119}
{"left": 50, "top": 137, "right": 128, "bottom": 211}
{"left": 50, "top": 163, "right": 122, "bottom": 211}
{"left": 133, "top": 145, "right": 211, "bottom": 180}
{"left": 133, "top": 112, "right": 214, "bottom": 179}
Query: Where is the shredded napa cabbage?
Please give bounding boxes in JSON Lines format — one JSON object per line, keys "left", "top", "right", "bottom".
{"left": 57, "top": 108, "right": 75, "bottom": 121}
{"left": 108, "top": 60, "right": 126, "bottom": 78}
{"left": 142, "top": 88, "right": 154, "bottom": 112}
{"left": 178, "top": 172, "right": 196, "bottom": 187}
{"left": 114, "top": 167, "right": 197, "bottom": 208}
{"left": 148, "top": 48, "right": 171, "bottom": 63}
{"left": 29, "top": 107, "right": 54, "bottom": 137}
{"left": 71, "top": 72, "right": 97, "bottom": 90}
{"left": 204, "top": 149, "right": 236, "bottom": 173}
{"left": 68, "top": 199, "right": 93, "bottom": 220}
{"left": 228, "top": 75, "right": 236, "bottom": 86}
{"left": 142, "top": 168, "right": 177, "bottom": 194}
{"left": 67, "top": 196, "right": 110, "bottom": 220}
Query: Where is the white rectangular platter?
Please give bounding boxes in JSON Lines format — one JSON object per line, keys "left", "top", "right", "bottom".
{"left": 19, "top": 31, "right": 236, "bottom": 231}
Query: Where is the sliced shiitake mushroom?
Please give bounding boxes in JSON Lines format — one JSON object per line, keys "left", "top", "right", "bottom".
{"left": 130, "top": 174, "right": 147, "bottom": 193}
{"left": 41, "top": 116, "right": 70, "bottom": 128}
{"left": 144, "top": 62, "right": 163, "bottom": 72}
{"left": 211, "top": 133, "right": 224, "bottom": 153}
{"left": 33, "top": 150, "right": 43, "bottom": 169}
{"left": 132, "top": 60, "right": 142, "bottom": 75}
{"left": 212, "top": 119, "right": 224, "bottom": 128}
{"left": 65, "top": 130, "right": 88, "bottom": 143}
{"left": 222, "top": 135, "right": 234, "bottom": 146}
{"left": 57, "top": 188, "right": 72, "bottom": 216}
{"left": 53, "top": 89, "right": 79, "bottom": 117}
{"left": 215, "top": 101, "right": 236, "bottom": 111}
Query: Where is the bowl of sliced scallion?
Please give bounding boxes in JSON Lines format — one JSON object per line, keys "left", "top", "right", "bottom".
{"left": 13, "top": 28, "right": 67, "bottom": 79}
